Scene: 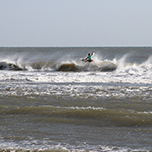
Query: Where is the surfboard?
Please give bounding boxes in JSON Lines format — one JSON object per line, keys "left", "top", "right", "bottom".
{"left": 80, "top": 58, "right": 93, "bottom": 62}
{"left": 80, "top": 58, "right": 88, "bottom": 62}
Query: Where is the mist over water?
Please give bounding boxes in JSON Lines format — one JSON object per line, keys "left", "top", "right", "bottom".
{"left": 0, "top": 47, "right": 152, "bottom": 151}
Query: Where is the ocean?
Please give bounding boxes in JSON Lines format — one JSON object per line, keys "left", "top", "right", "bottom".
{"left": 0, "top": 47, "right": 152, "bottom": 152}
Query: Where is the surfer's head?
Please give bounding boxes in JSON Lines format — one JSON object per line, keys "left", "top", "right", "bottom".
{"left": 88, "top": 53, "right": 90, "bottom": 56}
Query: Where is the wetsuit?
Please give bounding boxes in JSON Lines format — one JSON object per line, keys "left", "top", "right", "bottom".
{"left": 87, "top": 54, "right": 93, "bottom": 62}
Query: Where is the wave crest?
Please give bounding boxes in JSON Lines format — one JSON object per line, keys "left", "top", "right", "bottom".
{"left": 0, "top": 62, "right": 23, "bottom": 71}
{"left": 0, "top": 61, "right": 117, "bottom": 72}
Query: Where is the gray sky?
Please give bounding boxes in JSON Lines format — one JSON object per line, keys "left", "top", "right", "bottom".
{"left": 0, "top": 0, "right": 152, "bottom": 47}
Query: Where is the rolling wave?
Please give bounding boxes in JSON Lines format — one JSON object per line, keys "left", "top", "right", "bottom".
{"left": 1, "top": 105, "right": 152, "bottom": 127}
{"left": 0, "top": 62, "right": 23, "bottom": 71}
{"left": 0, "top": 61, "right": 117, "bottom": 72}
{"left": 0, "top": 47, "right": 151, "bottom": 73}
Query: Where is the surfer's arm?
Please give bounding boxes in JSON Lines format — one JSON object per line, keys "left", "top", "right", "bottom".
{"left": 91, "top": 52, "right": 94, "bottom": 55}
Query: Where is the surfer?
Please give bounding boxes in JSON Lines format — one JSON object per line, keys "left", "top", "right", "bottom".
{"left": 86, "top": 52, "right": 93, "bottom": 62}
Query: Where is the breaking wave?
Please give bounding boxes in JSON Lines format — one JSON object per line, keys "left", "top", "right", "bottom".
{"left": 0, "top": 62, "right": 23, "bottom": 71}
{"left": 1, "top": 57, "right": 151, "bottom": 73}
{"left": 0, "top": 61, "right": 117, "bottom": 72}
{"left": 57, "top": 61, "right": 117, "bottom": 72}
{"left": 0, "top": 47, "right": 152, "bottom": 73}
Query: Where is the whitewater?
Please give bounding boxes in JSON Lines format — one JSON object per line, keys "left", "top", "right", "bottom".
{"left": 0, "top": 47, "right": 152, "bottom": 152}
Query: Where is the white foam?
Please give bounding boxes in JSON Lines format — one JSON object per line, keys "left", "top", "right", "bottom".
{"left": 0, "top": 140, "right": 149, "bottom": 152}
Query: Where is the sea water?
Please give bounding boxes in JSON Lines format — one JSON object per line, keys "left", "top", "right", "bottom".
{"left": 0, "top": 47, "right": 152, "bottom": 151}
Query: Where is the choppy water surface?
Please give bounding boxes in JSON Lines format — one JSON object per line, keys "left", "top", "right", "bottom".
{"left": 0, "top": 47, "right": 152, "bottom": 151}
